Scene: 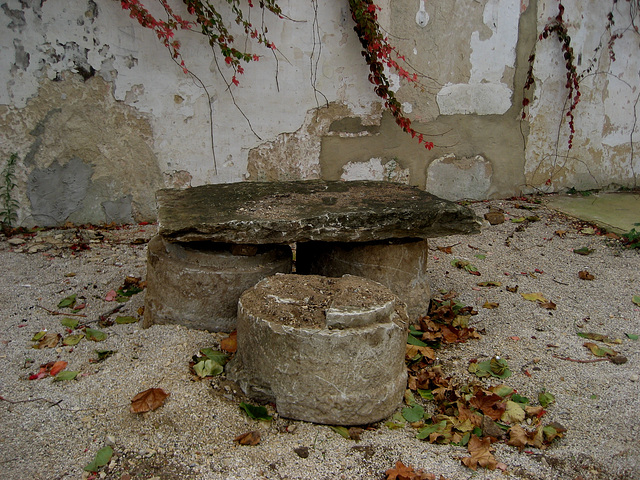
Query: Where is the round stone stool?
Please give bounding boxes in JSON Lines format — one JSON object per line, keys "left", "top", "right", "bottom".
{"left": 226, "top": 274, "right": 408, "bottom": 425}
{"left": 144, "top": 235, "right": 292, "bottom": 332}
{"left": 296, "top": 239, "right": 430, "bottom": 320}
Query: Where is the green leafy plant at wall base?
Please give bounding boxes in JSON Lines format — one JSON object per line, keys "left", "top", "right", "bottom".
{"left": 1, "top": 153, "right": 18, "bottom": 228}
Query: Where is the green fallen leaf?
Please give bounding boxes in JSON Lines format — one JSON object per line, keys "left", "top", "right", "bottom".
{"left": 239, "top": 402, "right": 272, "bottom": 421}
{"left": 633, "top": 295, "right": 640, "bottom": 307}
{"left": 407, "top": 334, "right": 428, "bottom": 347}
{"left": 62, "top": 334, "right": 84, "bottom": 346}
{"left": 478, "top": 281, "right": 501, "bottom": 287}
{"left": 417, "top": 389, "right": 434, "bottom": 400}
{"left": 573, "top": 247, "right": 594, "bottom": 256}
{"left": 193, "top": 359, "right": 224, "bottom": 378}
{"left": 584, "top": 342, "right": 617, "bottom": 357}
{"left": 512, "top": 393, "right": 530, "bottom": 405}
{"left": 199, "top": 348, "right": 228, "bottom": 365}
{"left": 60, "top": 317, "right": 79, "bottom": 329}
{"left": 54, "top": 371, "right": 79, "bottom": 381}
{"left": 492, "top": 385, "right": 515, "bottom": 397}
{"left": 538, "top": 390, "right": 555, "bottom": 408}
{"left": 57, "top": 294, "right": 77, "bottom": 309}
{"left": 95, "top": 350, "right": 117, "bottom": 361}
{"left": 329, "top": 425, "right": 351, "bottom": 439}
{"left": 577, "top": 332, "right": 621, "bottom": 344}
{"left": 31, "top": 330, "right": 46, "bottom": 341}
{"left": 511, "top": 217, "right": 526, "bottom": 223}
{"left": 474, "top": 254, "right": 486, "bottom": 260}
{"left": 521, "top": 292, "right": 548, "bottom": 302}
{"left": 115, "top": 316, "right": 138, "bottom": 324}
{"left": 626, "top": 333, "right": 639, "bottom": 341}
{"left": 85, "top": 328, "right": 107, "bottom": 342}
{"left": 402, "top": 404, "right": 425, "bottom": 423}
{"left": 470, "top": 357, "right": 512, "bottom": 379}
{"left": 84, "top": 446, "right": 113, "bottom": 472}
{"left": 416, "top": 420, "right": 448, "bottom": 440}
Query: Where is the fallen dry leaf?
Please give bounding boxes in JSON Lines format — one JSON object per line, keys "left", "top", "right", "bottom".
{"left": 578, "top": 270, "right": 595, "bottom": 280}
{"left": 234, "top": 430, "right": 260, "bottom": 445}
{"left": 34, "top": 332, "right": 62, "bottom": 349}
{"left": 469, "top": 391, "right": 505, "bottom": 421}
{"left": 461, "top": 435, "right": 498, "bottom": 471}
{"left": 437, "top": 246, "right": 453, "bottom": 254}
{"left": 220, "top": 331, "right": 237, "bottom": 353}
{"left": 385, "top": 460, "right": 435, "bottom": 480}
{"left": 49, "top": 360, "right": 68, "bottom": 376}
{"left": 130, "top": 387, "right": 169, "bottom": 413}
{"left": 539, "top": 301, "right": 557, "bottom": 310}
{"left": 483, "top": 301, "right": 499, "bottom": 309}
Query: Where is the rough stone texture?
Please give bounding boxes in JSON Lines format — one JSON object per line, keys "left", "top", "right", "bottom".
{"left": 143, "top": 235, "right": 292, "bottom": 332}
{"left": 426, "top": 154, "right": 493, "bottom": 201}
{"left": 227, "top": 274, "right": 408, "bottom": 425}
{"left": 157, "top": 180, "right": 481, "bottom": 244}
{"left": 297, "top": 239, "right": 431, "bottom": 320}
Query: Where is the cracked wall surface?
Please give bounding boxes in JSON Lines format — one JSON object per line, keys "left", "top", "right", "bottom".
{"left": 0, "top": 1, "right": 638, "bottom": 226}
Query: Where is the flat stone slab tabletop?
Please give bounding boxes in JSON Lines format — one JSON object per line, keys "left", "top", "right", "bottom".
{"left": 157, "top": 180, "right": 482, "bottom": 244}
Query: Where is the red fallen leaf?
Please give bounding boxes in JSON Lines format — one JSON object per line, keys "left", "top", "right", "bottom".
{"left": 234, "top": 430, "right": 261, "bottom": 445}
{"left": 49, "top": 360, "right": 68, "bottom": 376}
{"left": 130, "top": 388, "right": 169, "bottom": 413}
{"left": 105, "top": 290, "right": 117, "bottom": 302}
{"left": 74, "top": 303, "right": 87, "bottom": 310}
{"left": 220, "top": 331, "right": 237, "bottom": 353}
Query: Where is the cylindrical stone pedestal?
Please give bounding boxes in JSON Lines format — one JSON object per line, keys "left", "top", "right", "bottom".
{"left": 296, "top": 239, "right": 430, "bottom": 320}
{"left": 227, "top": 274, "right": 408, "bottom": 425}
{"left": 144, "top": 235, "right": 292, "bottom": 332}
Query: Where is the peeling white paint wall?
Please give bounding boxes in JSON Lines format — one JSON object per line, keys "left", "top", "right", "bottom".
{"left": 436, "top": 0, "right": 520, "bottom": 115}
{"left": 524, "top": 0, "right": 640, "bottom": 192}
{"left": 0, "top": 0, "right": 638, "bottom": 225}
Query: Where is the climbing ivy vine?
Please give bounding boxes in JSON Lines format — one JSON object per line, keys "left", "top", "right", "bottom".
{"left": 118, "top": 0, "right": 434, "bottom": 155}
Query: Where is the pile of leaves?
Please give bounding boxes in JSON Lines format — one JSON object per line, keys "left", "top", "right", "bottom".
{"left": 398, "top": 291, "right": 565, "bottom": 471}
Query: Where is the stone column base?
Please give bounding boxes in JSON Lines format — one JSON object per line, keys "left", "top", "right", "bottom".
{"left": 143, "top": 235, "right": 292, "bottom": 332}
{"left": 227, "top": 274, "right": 408, "bottom": 425}
{"left": 296, "top": 239, "right": 430, "bottom": 320}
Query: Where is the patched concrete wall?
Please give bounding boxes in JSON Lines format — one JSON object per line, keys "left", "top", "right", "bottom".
{"left": 0, "top": 1, "right": 638, "bottom": 225}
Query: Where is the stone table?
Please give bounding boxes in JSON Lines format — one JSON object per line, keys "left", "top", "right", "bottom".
{"left": 144, "top": 180, "right": 481, "bottom": 330}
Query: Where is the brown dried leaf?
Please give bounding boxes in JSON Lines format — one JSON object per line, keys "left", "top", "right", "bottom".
{"left": 469, "top": 390, "right": 506, "bottom": 421}
{"left": 234, "top": 430, "right": 261, "bottom": 445}
{"left": 437, "top": 246, "right": 453, "bottom": 254}
{"left": 539, "top": 301, "right": 557, "bottom": 310}
{"left": 385, "top": 460, "right": 435, "bottom": 480}
{"left": 130, "top": 387, "right": 169, "bottom": 413}
{"left": 34, "top": 332, "right": 62, "bottom": 349}
{"left": 461, "top": 435, "right": 498, "bottom": 471}
{"left": 506, "top": 285, "right": 519, "bottom": 293}
{"left": 482, "top": 302, "right": 499, "bottom": 309}
{"left": 406, "top": 344, "right": 436, "bottom": 361}
{"left": 220, "top": 331, "right": 237, "bottom": 353}
{"left": 578, "top": 270, "right": 595, "bottom": 280}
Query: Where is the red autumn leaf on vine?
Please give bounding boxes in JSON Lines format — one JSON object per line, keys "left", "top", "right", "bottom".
{"left": 220, "top": 331, "right": 238, "bottom": 353}
{"left": 130, "top": 388, "right": 169, "bottom": 413}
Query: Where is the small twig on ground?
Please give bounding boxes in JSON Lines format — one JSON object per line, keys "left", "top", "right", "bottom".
{"left": 552, "top": 278, "right": 570, "bottom": 286}
{"left": 78, "top": 305, "right": 124, "bottom": 327}
{"left": 35, "top": 305, "right": 87, "bottom": 317}
{"left": 552, "top": 354, "right": 608, "bottom": 363}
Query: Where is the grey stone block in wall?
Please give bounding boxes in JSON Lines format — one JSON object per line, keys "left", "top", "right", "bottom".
{"left": 297, "top": 239, "right": 430, "bottom": 320}
{"left": 227, "top": 274, "right": 408, "bottom": 425}
{"left": 143, "top": 235, "right": 292, "bottom": 332}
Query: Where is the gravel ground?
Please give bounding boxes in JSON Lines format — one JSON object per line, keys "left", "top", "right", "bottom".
{"left": 0, "top": 196, "right": 639, "bottom": 480}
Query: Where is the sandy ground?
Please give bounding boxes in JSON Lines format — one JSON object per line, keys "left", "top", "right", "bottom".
{"left": 0, "top": 196, "right": 639, "bottom": 480}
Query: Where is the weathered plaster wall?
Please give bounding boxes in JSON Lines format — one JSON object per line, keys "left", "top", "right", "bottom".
{"left": 0, "top": 1, "right": 638, "bottom": 226}
{"left": 524, "top": 0, "right": 640, "bottom": 192}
